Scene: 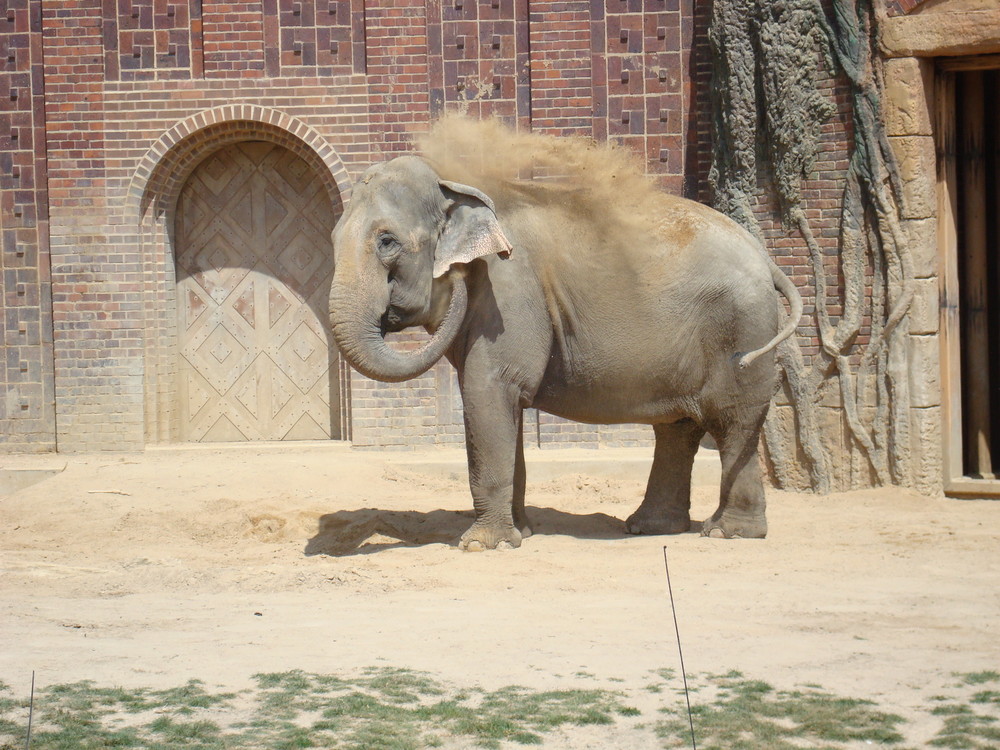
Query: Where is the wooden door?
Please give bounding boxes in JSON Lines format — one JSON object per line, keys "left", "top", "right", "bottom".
{"left": 175, "top": 141, "right": 340, "bottom": 442}
{"left": 939, "top": 60, "right": 1000, "bottom": 493}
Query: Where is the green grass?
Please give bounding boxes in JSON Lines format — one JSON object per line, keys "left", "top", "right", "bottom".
{"left": 2, "top": 667, "right": 998, "bottom": 749}
{"left": 926, "top": 672, "right": 1000, "bottom": 749}
{"left": 0, "top": 668, "right": 639, "bottom": 750}
{"left": 654, "top": 671, "right": 906, "bottom": 749}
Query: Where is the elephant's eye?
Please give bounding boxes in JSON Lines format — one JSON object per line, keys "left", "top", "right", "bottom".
{"left": 375, "top": 232, "right": 401, "bottom": 266}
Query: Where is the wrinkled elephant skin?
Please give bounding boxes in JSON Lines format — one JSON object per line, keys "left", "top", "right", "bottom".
{"left": 328, "top": 155, "right": 801, "bottom": 549}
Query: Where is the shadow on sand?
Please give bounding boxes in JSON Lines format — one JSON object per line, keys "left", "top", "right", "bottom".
{"left": 304, "top": 506, "right": 702, "bottom": 557}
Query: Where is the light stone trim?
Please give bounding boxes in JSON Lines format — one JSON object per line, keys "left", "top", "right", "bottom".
{"left": 889, "top": 135, "right": 938, "bottom": 220}
{"left": 881, "top": 10, "right": 1000, "bottom": 58}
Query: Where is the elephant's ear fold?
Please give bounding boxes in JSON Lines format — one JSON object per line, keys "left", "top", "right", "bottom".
{"left": 434, "top": 180, "right": 513, "bottom": 278}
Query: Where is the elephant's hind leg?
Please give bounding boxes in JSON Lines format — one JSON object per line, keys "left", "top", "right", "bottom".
{"left": 702, "top": 408, "right": 768, "bottom": 539}
{"left": 626, "top": 419, "right": 704, "bottom": 535}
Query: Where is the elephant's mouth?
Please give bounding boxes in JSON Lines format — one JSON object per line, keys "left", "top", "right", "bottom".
{"left": 380, "top": 305, "right": 408, "bottom": 335}
{"left": 380, "top": 304, "right": 436, "bottom": 334}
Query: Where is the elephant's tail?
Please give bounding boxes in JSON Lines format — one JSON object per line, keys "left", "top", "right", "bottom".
{"left": 737, "top": 260, "right": 803, "bottom": 369}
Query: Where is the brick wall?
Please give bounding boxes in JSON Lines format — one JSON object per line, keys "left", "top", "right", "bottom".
{"left": 0, "top": 0, "right": 55, "bottom": 451}
{"left": 527, "top": 0, "right": 592, "bottom": 136}
{"left": 1, "top": 0, "right": 897, "bottom": 457}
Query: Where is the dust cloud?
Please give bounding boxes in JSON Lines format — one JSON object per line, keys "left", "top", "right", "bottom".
{"left": 416, "top": 115, "right": 671, "bottom": 231}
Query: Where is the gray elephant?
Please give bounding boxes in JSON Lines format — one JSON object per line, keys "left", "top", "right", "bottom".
{"left": 328, "top": 144, "right": 801, "bottom": 550}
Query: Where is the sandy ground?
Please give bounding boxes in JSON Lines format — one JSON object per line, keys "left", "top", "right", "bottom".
{"left": 1, "top": 442, "right": 998, "bottom": 746}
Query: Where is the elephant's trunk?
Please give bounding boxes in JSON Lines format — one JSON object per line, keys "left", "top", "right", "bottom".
{"left": 330, "top": 272, "right": 467, "bottom": 383}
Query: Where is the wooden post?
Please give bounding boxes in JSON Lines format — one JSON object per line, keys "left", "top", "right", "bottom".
{"left": 991, "top": 70, "right": 1000, "bottom": 474}
{"left": 960, "top": 71, "right": 992, "bottom": 478}
{"left": 938, "top": 69, "right": 964, "bottom": 487}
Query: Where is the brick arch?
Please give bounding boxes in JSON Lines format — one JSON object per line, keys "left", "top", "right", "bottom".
{"left": 127, "top": 105, "right": 352, "bottom": 222}
{"left": 132, "top": 105, "right": 355, "bottom": 445}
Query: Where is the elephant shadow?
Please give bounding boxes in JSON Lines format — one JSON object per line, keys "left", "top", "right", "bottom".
{"left": 304, "top": 506, "right": 689, "bottom": 557}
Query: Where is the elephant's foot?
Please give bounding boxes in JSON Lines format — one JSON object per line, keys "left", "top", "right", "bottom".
{"left": 459, "top": 521, "right": 523, "bottom": 551}
{"left": 624, "top": 509, "right": 691, "bottom": 536}
{"left": 700, "top": 509, "right": 766, "bottom": 539}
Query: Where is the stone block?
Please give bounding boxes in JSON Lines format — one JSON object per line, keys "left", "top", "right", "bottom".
{"left": 902, "top": 217, "right": 938, "bottom": 279}
{"left": 889, "top": 135, "right": 937, "bottom": 220}
{"left": 762, "top": 404, "right": 813, "bottom": 491}
{"left": 817, "top": 373, "right": 844, "bottom": 408}
{"left": 907, "top": 333, "right": 941, "bottom": 409}
{"left": 817, "top": 406, "right": 852, "bottom": 492}
{"left": 881, "top": 10, "right": 1000, "bottom": 58}
{"left": 908, "top": 277, "right": 940, "bottom": 336}
{"left": 909, "top": 405, "right": 943, "bottom": 497}
{"left": 883, "top": 57, "right": 932, "bottom": 137}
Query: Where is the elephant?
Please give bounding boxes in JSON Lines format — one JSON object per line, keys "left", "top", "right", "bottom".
{"left": 328, "top": 146, "right": 802, "bottom": 551}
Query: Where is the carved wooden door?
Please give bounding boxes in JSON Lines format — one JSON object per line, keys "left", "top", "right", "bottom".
{"left": 175, "top": 141, "right": 340, "bottom": 442}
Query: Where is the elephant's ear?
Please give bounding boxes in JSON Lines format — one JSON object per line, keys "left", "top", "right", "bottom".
{"left": 433, "top": 180, "right": 513, "bottom": 278}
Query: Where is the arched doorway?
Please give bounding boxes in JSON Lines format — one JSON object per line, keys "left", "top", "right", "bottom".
{"left": 174, "top": 141, "right": 341, "bottom": 441}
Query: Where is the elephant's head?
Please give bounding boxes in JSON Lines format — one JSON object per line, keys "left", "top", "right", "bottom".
{"left": 328, "top": 156, "right": 512, "bottom": 383}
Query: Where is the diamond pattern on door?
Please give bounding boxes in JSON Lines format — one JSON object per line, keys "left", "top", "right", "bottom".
{"left": 175, "top": 141, "right": 340, "bottom": 441}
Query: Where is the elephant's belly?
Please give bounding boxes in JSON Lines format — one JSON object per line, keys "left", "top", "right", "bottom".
{"left": 530, "top": 380, "right": 698, "bottom": 426}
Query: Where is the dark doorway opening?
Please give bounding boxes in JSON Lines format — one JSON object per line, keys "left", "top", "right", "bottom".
{"left": 954, "top": 68, "right": 1000, "bottom": 479}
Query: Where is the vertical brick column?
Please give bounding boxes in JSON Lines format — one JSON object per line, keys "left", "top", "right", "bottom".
{"left": 44, "top": 0, "right": 143, "bottom": 451}
{"left": 683, "top": 0, "right": 710, "bottom": 200}
{"left": 0, "top": 0, "right": 55, "bottom": 450}
{"left": 365, "top": 0, "right": 431, "bottom": 152}
{"left": 201, "top": 1, "right": 265, "bottom": 78}
{"left": 528, "top": 0, "right": 593, "bottom": 136}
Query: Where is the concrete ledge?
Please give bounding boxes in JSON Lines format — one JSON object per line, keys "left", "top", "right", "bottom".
{"left": 145, "top": 440, "right": 356, "bottom": 453}
{"left": 0, "top": 466, "right": 66, "bottom": 497}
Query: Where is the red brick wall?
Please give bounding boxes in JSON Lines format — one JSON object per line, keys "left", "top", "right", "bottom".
{"left": 366, "top": 0, "right": 431, "bottom": 153}
{"left": 0, "top": 0, "right": 872, "bottom": 453}
{"left": 42, "top": 0, "right": 141, "bottom": 450}
{"left": 528, "top": 0, "right": 593, "bottom": 136}
{"left": 202, "top": 2, "right": 266, "bottom": 77}
{"left": 0, "top": 0, "right": 55, "bottom": 450}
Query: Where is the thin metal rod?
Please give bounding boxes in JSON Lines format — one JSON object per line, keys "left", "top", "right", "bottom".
{"left": 25, "top": 671, "right": 34, "bottom": 750}
{"left": 663, "top": 546, "right": 697, "bottom": 750}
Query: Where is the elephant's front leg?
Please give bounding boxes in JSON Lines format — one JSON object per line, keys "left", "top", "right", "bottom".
{"left": 459, "top": 379, "right": 525, "bottom": 551}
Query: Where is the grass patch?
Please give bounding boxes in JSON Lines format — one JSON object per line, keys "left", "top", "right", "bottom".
{"left": 0, "top": 669, "right": 639, "bottom": 750}
{"left": 927, "top": 673, "right": 1000, "bottom": 749}
{"left": 0, "top": 679, "right": 236, "bottom": 750}
{"left": 3, "top": 667, "right": 997, "bottom": 749}
{"left": 655, "top": 671, "right": 906, "bottom": 749}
